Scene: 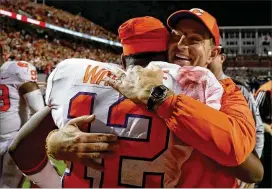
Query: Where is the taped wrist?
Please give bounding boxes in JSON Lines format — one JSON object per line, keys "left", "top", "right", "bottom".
{"left": 23, "top": 89, "right": 45, "bottom": 113}
{"left": 26, "top": 160, "right": 61, "bottom": 188}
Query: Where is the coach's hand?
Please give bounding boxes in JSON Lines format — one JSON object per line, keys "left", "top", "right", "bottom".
{"left": 107, "top": 65, "right": 165, "bottom": 104}
{"left": 46, "top": 115, "right": 119, "bottom": 170}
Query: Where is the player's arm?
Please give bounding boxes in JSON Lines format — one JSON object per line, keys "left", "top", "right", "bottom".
{"left": 43, "top": 60, "right": 119, "bottom": 168}
{"left": 45, "top": 115, "right": 119, "bottom": 170}
{"left": 8, "top": 109, "right": 119, "bottom": 187}
{"left": 18, "top": 63, "right": 45, "bottom": 113}
{"left": 19, "top": 81, "right": 45, "bottom": 113}
{"left": 225, "top": 150, "right": 263, "bottom": 183}
{"left": 8, "top": 106, "right": 61, "bottom": 188}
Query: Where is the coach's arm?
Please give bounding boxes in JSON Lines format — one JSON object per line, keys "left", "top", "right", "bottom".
{"left": 154, "top": 79, "right": 256, "bottom": 167}
{"left": 107, "top": 66, "right": 256, "bottom": 167}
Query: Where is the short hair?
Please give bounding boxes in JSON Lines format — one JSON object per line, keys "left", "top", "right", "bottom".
{"left": 219, "top": 47, "right": 225, "bottom": 54}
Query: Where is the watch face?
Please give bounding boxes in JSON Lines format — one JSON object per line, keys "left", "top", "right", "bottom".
{"left": 151, "top": 85, "right": 168, "bottom": 99}
{"left": 147, "top": 85, "right": 169, "bottom": 110}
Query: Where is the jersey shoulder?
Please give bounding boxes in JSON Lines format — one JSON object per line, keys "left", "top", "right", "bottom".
{"left": 45, "top": 58, "right": 122, "bottom": 105}
{"left": 147, "top": 61, "right": 214, "bottom": 82}
{"left": 147, "top": 61, "right": 221, "bottom": 92}
{"left": 0, "top": 61, "right": 37, "bottom": 84}
{"left": 147, "top": 61, "right": 182, "bottom": 93}
{"left": 49, "top": 58, "right": 121, "bottom": 81}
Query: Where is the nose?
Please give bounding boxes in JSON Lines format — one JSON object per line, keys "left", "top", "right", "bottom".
{"left": 177, "top": 35, "right": 188, "bottom": 50}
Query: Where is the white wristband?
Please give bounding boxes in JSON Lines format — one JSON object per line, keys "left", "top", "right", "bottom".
{"left": 23, "top": 89, "right": 45, "bottom": 113}
{"left": 27, "top": 160, "right": 61, "bottom": 188}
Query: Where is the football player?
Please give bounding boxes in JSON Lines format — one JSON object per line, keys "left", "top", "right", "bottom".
{"left": 0, "top": 45, "right": 45, "bottom": 188}
{"left": 9, "top": 16, "right": 223, "bottom": 187}
{"left": 47, "top": 56, "right": 225, "bottom": 188}
{"left": 9, "top": 16, "right": 263, "bottom": 188}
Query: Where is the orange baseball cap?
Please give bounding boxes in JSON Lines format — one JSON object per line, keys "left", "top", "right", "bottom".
{"left": 167, "top": 8, "right": 220, "bottom": 46}
{"left": 118, "top": 16, "right": 169, "bottom": 56}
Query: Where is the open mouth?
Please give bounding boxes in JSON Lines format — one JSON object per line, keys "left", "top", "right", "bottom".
{"left": 175, "top": 54, "right": 192, "bottom": 61}
{"left": 174, "top": 54, "right": 192, "bottom": 66}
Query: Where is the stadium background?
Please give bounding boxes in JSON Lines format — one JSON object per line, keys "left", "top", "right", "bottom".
{"left": 0, "top": 0, "right": 271, "bottom": 188}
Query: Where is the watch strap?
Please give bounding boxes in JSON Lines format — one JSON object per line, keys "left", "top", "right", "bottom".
{"left": 147, "top": 85, "right": 169, "bottom": 111}
{"left": 147, "top": 96, "right": 156, "bottom": 111}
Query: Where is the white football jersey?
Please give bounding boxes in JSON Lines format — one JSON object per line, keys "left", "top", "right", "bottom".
{"left": 45, "top": 58, "right": 223, "bottom": 188}
{"left": 0, "top": 61, "right": 38, "bottom": 137}
{"left": 148, "top": 61, "right": 224, "bottom": 110}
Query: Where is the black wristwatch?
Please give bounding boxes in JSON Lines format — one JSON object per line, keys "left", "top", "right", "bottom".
{"left": 147, "top": 85, "right": 169, "bottom": 111}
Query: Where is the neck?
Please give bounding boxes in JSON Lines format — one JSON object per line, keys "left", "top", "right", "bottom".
{"left": 215, "top": 71, "right": 226, "bottom": 80}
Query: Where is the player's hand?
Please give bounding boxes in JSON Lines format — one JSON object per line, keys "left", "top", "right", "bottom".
{"left": 106, "top": 65, "right": 164, "bottom": 104}
{"left": 46, "top": 115, "right": 119, "bottom": 170}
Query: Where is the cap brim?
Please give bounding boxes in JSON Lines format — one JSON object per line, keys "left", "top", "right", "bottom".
{"left": 167, "top": 10, "right": 205, "bottom": 30}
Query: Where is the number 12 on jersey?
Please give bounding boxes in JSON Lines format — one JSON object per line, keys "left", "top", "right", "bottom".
{"left": 64, "top": 92, "right": 170, "bottom": 188}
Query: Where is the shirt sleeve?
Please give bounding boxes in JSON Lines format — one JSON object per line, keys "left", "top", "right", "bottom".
{"left": 156, "top": 78, "right": 256, "bottom": 166}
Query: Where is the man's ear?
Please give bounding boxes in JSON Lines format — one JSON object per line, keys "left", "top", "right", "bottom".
{"left": 121, "top": 54, "right": 126, "bottom": 70}
{"left": 211, "top": 46, "right": 221, "bottom": 59}
{"left": 220, "top": 53, "right": 226, "bottom": 64}
{"left": 207, "top": 46, "right": 221, "bottom": 65}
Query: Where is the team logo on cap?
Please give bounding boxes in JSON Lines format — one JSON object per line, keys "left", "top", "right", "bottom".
{"left": 190, "top": 8, "right": 204, "bottom": 16}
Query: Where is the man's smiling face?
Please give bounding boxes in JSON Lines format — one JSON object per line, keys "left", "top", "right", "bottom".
{"left": 168, "top": 18, "right": 216, "bottom": 68}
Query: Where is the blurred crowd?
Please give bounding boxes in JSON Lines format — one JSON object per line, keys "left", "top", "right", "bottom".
{"left": 0, "top": 17, "right": 120, "bottom": 73}
{"left": 0, "top": 0, "right": 119, "bottom": 42}
{"left": 0, "top": 1, "right": 272, "bottom": 188}
{"left": 224, "top": 67, "right": 271, "bottom": 93}
{"left": 0, "top": 0, "right": 271, "bottom": 81}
